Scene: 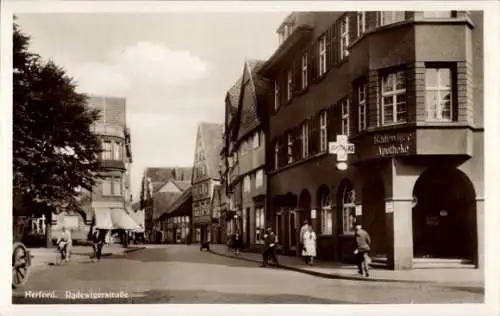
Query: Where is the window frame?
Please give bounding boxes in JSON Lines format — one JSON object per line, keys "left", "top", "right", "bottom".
{"left": 357, "top": 11, "right": 366, "bottom": 36}
{"left": 319, "top": 35, "right": 327, "bottom": 76}
{"left": 319, "top": 111, "right": 328, "bottom": 152}
{"left": 287, "top": 70, "right": 293, "bottom": 102}
{"left": 340, "top": 15, "right": 350, "bottom": 59}
{"left": 255, "top": 169, "right": 264, "bottom": 188}
{"left": 301, "top": 53, "right": 308, "bottom": 89}
{"left": 341, "top": 97, "right": 350, "bottom": 136}
{"left": 255, "top": 207, "right": 265, "bottom": 245}
{"left": 380, "top": 70, "right": 407, "bottom": 126}
{"left": 424, "top": 66, "right": 454, "bottom": 122}
{"left": 342, "top": 186, "right": 356, "bottom": 234}
{"left": 274, "top": 141, "right": 279, "bottom": 169}
{"left": 301, "top": 122, "right": 309, "bottom": 158}
{"left": 320, "top": 190, "right": 332, "bottom": 235}
{"left": 274, "top": 80, "right": 280, "bottom": 111}
{"left": 287, "top": 133, "right": 293, "bottom": 164}
{"left": 102, "top": 141, "right": 112, "bottom": 160}
{"left": 252, "top": 132, "right": 260, "bottom": 149}
{"left": 378, "top": 11, "right": 406, "bottom": 26}
{"left": 358, "top": 83, "right": 367, "bottom": 131}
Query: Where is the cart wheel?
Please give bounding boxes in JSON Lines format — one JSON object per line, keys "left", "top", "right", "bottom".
{"left": 12, "top": 242, "right": 31, "bottom": 289}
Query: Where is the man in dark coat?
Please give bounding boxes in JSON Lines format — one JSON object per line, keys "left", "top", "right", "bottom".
{"left": 261, "top": 227, "right": 279, "bottom": 267}
{"left": 354, "top": 224, "right": 371, "bottom": 277}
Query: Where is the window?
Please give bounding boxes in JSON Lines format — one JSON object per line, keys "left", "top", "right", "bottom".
{"left": 287, "top": 133, "right": 293, "bottom": 163}
{"left": 341, "top": 98, "right": 350, "bottom": 136}
{"left": 242, "top": 208, "right": 247, "bottom": 235}
{"left": 102, "top": 141, "right": 112, "bottom": 160}
{"left": 425, "top": 67, "right": 453, "bottom": 122}
{"left": 243, "top": 175, "right": 251, "bottom": 192}
{"left": 320, "top": 190, "right": 332, "bottom": 235}
{"left": 380, "top": 70, "right": 407, "bottom": 125}
{"left": 319, "top": 111, "right": 328, "bottom": 152}
{"left": 379, "top": 11, "right": 405, "bottom": 26}
{"left": 301, "top": 53, "right": 308, "bottom": 89}
{"left": 301, "top": 122, "right": 309, "bottom": 158}
{"left": 255, "top": 207, "right": 265, "bottom": 244}
{"left": 342, "top": 185, "right": 356, "bottom": 234}
{"left": 113, "top": 142, "right": 122, "bottom": 160}
{"left": 287, "top": 70, "right": 293, "bottom": 101}
{"left": 274, "top": 81, "right": 280, "bottom": 111}
{"left": 274, "top": 142, "right": 279, "bottom": 169}
{"left": 255, "top": 169, "right": 264, "bottom": 188}
{"left": 340, "top": 15, "right": 350, "bottom": 59}
{"left": 102, "top": 178, "right": 112, "bottom": 196}
{"left": 252, "top": 132, "right": 260, "bottom": 149}
{"left": 319, "top": 36, "right": 327, "bottom": 76}
{"left": 357, "top": 11, "right": 366, "bottom": 36}
{"left": 423, "top": 11, "right": 453, "bottom": 18}
{"left": 358, "top": 83, "right": 367, "bottom": 131}
{"left": 113, "top": 177, "right": 122, "bottom": 196}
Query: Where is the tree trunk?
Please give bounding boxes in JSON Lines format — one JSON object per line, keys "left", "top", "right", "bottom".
{"left": 45, "top": 211, "right": 53, "bottom": 248}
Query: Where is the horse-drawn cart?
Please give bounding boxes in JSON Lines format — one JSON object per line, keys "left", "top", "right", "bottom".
{"left": 12, "top": 217, "right": 32, "bottom": 289}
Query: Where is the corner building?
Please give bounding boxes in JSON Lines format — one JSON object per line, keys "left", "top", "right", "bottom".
{"left": 260, "top": 11, "right": 483, "bottom": 270}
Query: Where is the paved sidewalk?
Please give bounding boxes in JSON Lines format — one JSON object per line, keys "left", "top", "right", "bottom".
{"left": 28, "top": 244, "right": 146, "bottom": 271}
{"left": 209, "top": 244, "right": 484, "bottom": 288}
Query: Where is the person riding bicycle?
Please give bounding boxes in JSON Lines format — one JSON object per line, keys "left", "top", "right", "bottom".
{"left": 56, "top": 226, "right": 72, "bottom": 262}
{"left": 261, "top": 227, "right": 279, "bottom": 267}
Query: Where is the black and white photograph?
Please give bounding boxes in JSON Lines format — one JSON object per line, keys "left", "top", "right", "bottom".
{"left": 2, "top": 0, "right": 499, "bottom": 314}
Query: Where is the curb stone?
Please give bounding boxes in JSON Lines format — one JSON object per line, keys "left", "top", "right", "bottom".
{"left": 208, "top": 249, "right": 481, "bottom": 286}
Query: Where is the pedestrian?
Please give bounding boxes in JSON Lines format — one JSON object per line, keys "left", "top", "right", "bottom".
{"left": 261, "top": 227, "right": 279, "bottom": 267}
{"left": 354, "top": 224, "right": 371, "bottom": 277}
{"left": 56, "top": 226, "right": 72, "bottom": 262}
{"left": 232, "top": 229, "right": 242, "bottom": 256}
{"left": 302, "top": 225, "right": 317, "bottom": 265}
{"left": 299, "top": 220, "right": 310, "bottom": 264}
{"left": 91, "top": 229, "right": 105, "bottom": 262}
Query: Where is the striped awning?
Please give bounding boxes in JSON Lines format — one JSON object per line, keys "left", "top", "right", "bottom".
{"left": 94, "top": 207, "right": 141, "bottom": 231}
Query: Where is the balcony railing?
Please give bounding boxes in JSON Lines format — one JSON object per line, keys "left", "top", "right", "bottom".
{"left": 92, "top": 125, "right": 125, "bottom": 138}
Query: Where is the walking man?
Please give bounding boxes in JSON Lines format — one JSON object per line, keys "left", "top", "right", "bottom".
{"left": 354, "top": 224, "right": 371, "bottom": 277}
{"left": 261, "top": 228, "right": 279, "bottom": 267}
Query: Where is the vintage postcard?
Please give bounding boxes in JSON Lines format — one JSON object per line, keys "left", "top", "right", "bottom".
{"left": 1, "top": 1, "right": 499, "bottom": 315}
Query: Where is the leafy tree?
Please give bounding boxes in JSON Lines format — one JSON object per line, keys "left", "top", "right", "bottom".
{"left": 13, "top": 22, "right": 102, "bottom": 246}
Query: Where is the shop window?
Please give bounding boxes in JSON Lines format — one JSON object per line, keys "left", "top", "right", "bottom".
{"left": 255, "top": 207, "right": 265, "bottom": 244}
{"left": 195, "top": 228, "right": 201, "bottom": 242}
{"left": 342, "top": 186, "right": 356, "bottom": 234}
{"left": 380, "top": 70, "right": 407, "bottom": 125}
{"left": 425, "top": 66, "right": 453, "bottom": 122}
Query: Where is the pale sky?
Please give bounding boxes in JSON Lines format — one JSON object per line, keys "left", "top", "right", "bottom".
{"left": 16, "top": 12, "right": 288, "bottom": 200}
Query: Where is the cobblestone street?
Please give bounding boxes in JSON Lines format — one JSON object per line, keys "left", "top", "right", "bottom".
{"left": 12, "top": 245, "right": 484, "bottom": 304}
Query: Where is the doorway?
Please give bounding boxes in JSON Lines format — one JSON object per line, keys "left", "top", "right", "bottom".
{"left": 288, "top": 209, "right": 298, "bottom": 251}
{"left": 412, "top": 167, "right": 477, "bottom": 260}
{"left": 362, "top": 175, "right": 388, "bottom": 257}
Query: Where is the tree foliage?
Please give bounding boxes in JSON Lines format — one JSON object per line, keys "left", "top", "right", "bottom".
{"left": 13, "top": 22, "right": 102, "bottom": 216}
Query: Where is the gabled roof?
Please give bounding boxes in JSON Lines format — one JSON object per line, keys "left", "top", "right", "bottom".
{"left": 211, "top": 184, "right": 221, "bottom": 208}
{"left": 153, "top": 191, "right": 183, "bottom": 220}
{"left": 144, "top": 167, "right": 193, "bottom": 193}
{"left": 236, "top": 59, "right": 269, "bottom": 141}
{"left": 194, "top": 122, "right": 224, "bottom": 181}
{"left": 226, "top": 77, "right": 242, "bottom": 125}
{"left": 171, "top": 180, "right": 191, "bottom": 192}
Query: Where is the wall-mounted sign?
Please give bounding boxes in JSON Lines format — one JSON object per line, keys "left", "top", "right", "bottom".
{"left": 355, "top": 205, "right": 362, "bottom": 216}
{"left": 311, "top": 209, "right": 317, "bottom": 219}
{"left": 385, "top": 201, "right": 394, "bottom": 214}
{"left": 374, "top": 132, "right": 414, "bottom": 157}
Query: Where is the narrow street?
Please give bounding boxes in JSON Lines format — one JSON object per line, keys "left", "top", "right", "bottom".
{"left": 13, "top": 245, "right": 483, "bottom": 304}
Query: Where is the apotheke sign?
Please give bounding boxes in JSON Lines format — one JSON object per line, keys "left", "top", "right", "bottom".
{"left": 374, "top": 132, "right": 414, "bottom": 157}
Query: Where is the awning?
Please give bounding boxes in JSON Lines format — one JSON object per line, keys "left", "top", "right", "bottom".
{"left": 129, "top": 210, "right": 145, "bottom": 233}
{"left": 93, "top": 207, "right": 142, "bottom": 231}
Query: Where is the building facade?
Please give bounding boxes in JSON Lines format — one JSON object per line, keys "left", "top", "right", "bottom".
{"left": 159, "top": 184, "right": 193, "bottom": 244}
{"left": 225, "top": 60, "right": 270, "bottom": 250}
{"left": 260, "top": 11, "right": 483, "bottom": 270}
{"left": 191, "top": 123, "right": 224, "bottom": 243}
{"left": 52, "top": 95, "right": 134, "bottom": 244}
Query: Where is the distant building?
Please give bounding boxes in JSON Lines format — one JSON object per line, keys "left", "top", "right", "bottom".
{"left": 139, "top": 167, "right": 192, "bottom": 243}
{"left": 191, "top": 122, "right": 224, "bottom": 243}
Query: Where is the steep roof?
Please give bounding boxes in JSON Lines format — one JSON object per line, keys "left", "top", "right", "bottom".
{"left": 144, "top": 167, "right": 193, "bottom": 193}
{"left": 236, "top": 59, "right": 269, "bottom": 141}
{"left": 171, "top": 180, "right": 191, "bottom": 192}
{"left": 226, "top": 77, "right": 242, "bottom": 125}
{"left": 152, "top": 191, "right": 182, "bottom": 220}
{"left": 198, "top": 122, "right": 224, "bottom": 180}
{"left": 211, "top": 184, "right": 221, "bottom": 208}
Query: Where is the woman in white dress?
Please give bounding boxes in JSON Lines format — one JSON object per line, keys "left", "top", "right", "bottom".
{"left": 302, "top": 226, "right": 317, "bottom": 265}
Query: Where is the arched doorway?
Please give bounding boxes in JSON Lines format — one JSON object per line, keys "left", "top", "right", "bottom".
{"left": 337, "top": 180, "right": 356, "bottom": 235}
{"left": 362, "top": 175, "right": 387, "bottom": 257}
{"left": 412, "top": 167, "right": 477, "bottom": 260}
